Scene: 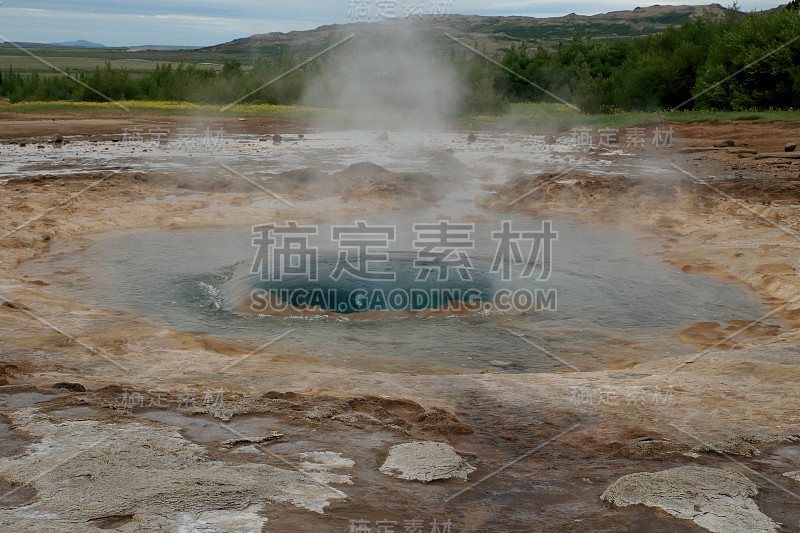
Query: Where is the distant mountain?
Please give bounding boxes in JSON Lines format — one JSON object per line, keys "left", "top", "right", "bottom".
{"left": 205, "top": 4, "right": 730, "bottom": 57}
{"left": 52, "top": 40, "right": 106, "bottom": 48}
{"left": 125, "top": 45, "right": 201, "bottom": 51}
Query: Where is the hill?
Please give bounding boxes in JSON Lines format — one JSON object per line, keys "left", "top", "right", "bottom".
{"left": 53, "top": 40, "right": 106, "bottom": 48}
{"left": 205, "top": 4, "right": 730, "bottom": 59}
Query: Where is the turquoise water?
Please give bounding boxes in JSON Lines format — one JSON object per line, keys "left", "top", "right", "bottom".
{"left": 21, "top": 214, "right": 776, "bottom": 374}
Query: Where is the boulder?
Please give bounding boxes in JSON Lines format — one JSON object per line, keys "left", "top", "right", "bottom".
{"left": 380, "top": 441, "right": 474, "bottom": 482}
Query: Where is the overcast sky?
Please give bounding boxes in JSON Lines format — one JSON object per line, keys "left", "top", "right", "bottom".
{"left": 0, "top": 0, "right": 783, "bottom": 47}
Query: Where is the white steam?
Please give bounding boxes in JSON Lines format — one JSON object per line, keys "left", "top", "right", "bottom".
{"left": 301, "top": 24, "right": 462, "bottom": 130}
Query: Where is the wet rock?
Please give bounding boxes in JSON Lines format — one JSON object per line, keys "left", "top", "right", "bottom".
{"left": 375, "top": 131, "right": 389, "bottom": 142}
{"left": 619, "top": 437, "right": 691, "bottom": 459}
{"left": 305, "top": 405, "right": 341, "bottom": 420}
{"left": 736, "top": 432, "right": 800, "bottom": 444}
{"left": 754, "top": 152, "right": 800, "bottom": 160}
{"left": 52, "top": 135, "right": 63, "bottom": 145}
{"left": 466, "top": 133, "right": 477, "bottom": 143}
{"left": 544, "top": 135, "right": 557, "bottom": 144}
{"left": 690, "top": 439, "right": 760, "bottom": 457}
{"left": 1, "top": 300, "right": 31, "bottom": 311}
{"left": 689, "top": 433, "right": 800, "bottom": 457}
{"left": 415, "top": 408, "right": 473, "bottom": 436}
{"left": 52, "top": 382, "right": 86, "bottom": 393}
{"left": 332, "top": 412, "right": 382, "bottom": 429}
{"left": 220, "top": 432, "right": 283, "bottom": 449}
{"left": 190, "top": 396, "right": 264, "bottom": 420}
{"left": 601, "top": 466, "right": 778, "bottom": 533}
{"left": 785, "top": 143, "right": 797, "bottom": 152}
{"left": 272, "top": 134, "right": 282, "bottom": 144}
{"left": 380, "top": 441, "right": 474, "bottom": 482}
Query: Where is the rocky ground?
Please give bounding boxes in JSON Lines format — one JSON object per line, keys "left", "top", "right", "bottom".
{"left": 1, "top": 115, "right": 800, "bottom": 531}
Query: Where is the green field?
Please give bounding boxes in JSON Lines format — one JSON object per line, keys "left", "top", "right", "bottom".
{"left": 0, "top": 54, "right": 224, "bottom": 74}
{"left": 2, "top": 100, "right": 799, "bottom": 129}
{"left": 0, "top": 45, "right": 253, "bottom": 74}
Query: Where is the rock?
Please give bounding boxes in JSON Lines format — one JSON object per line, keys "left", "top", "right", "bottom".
{"left": 272, "top": 134, "right": 282, "bottom": 144}
{"left": 375, "top": 131, "right": 389, "bottom": 142}
{"left": 466, "top": 133, "right": 477, "bottom": 143}
{"left": 380, "top": 441, "right": 474, "bottom": 482}
{"left": 785, "top": 143, "right": 797, "bottom": 152}
{"left": 601, "top": 466, "right": 778, "bottom": 533}
{"left": 679, "top": 147, "right": 726, "bottom": 153}
{"left": 490, "top": 360, "right": 511, "bottom": 368}
{"left": 52, "top": 135, "right": 63, "bottom": 145}
{"left": 782, "top": 471, "right": 800, "bottom": 482}
{"left": 53, "top": 382, "right": 86, "bottom": 392}
{"left": 754, "top": 152, "right": 800, "bottom": 160}
{"left": 722, "top": 139, "right": 736, "bottom": 146}
{"left": 544, "top": 135, "right": 557, "bottom": 145}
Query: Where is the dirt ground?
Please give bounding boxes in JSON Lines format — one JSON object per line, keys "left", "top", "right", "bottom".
{"left": 1, "top": 115, "right": 800, "bottom": 531}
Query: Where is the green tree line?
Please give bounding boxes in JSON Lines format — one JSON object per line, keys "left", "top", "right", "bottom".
{"left": 1, "top": 5, "right": 799, "bottom": 114}
{"left": 498, "top": 4, "right": 800, "bottom": 112}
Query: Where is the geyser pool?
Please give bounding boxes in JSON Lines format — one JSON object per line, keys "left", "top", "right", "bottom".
{"left": 22, "top": 216, "right": 778, "bottom": 374}
{"left": 232, "top": 253, "right": 544, "bottom": 315}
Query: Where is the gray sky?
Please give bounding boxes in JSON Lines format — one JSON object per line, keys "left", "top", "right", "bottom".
{"left": 0, "top": 1, "right": 783, "bottom": 47}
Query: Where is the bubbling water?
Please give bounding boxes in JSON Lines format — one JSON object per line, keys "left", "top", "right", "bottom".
{"left": 224, "top": 253, "right": 540, "bottom": 317}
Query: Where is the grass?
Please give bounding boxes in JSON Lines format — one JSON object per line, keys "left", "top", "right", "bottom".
{"left": 0, "top": 55, "right": 217, "bottom": 74}
{"left": 0, "top": 100, "right": 334, "bottom": 120}
{"left": 2, "top": 100, "right": 800, "bottom": 126}
{"left": 461, "top": 103, "right": 800, "bottom": 130}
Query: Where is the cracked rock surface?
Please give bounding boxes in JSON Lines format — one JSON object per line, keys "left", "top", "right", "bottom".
{"left": 601, "top": 466, "right": 779, "bottom": 533}
{"left": 0, "top": 407, "right": 350, "bottom": 531}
